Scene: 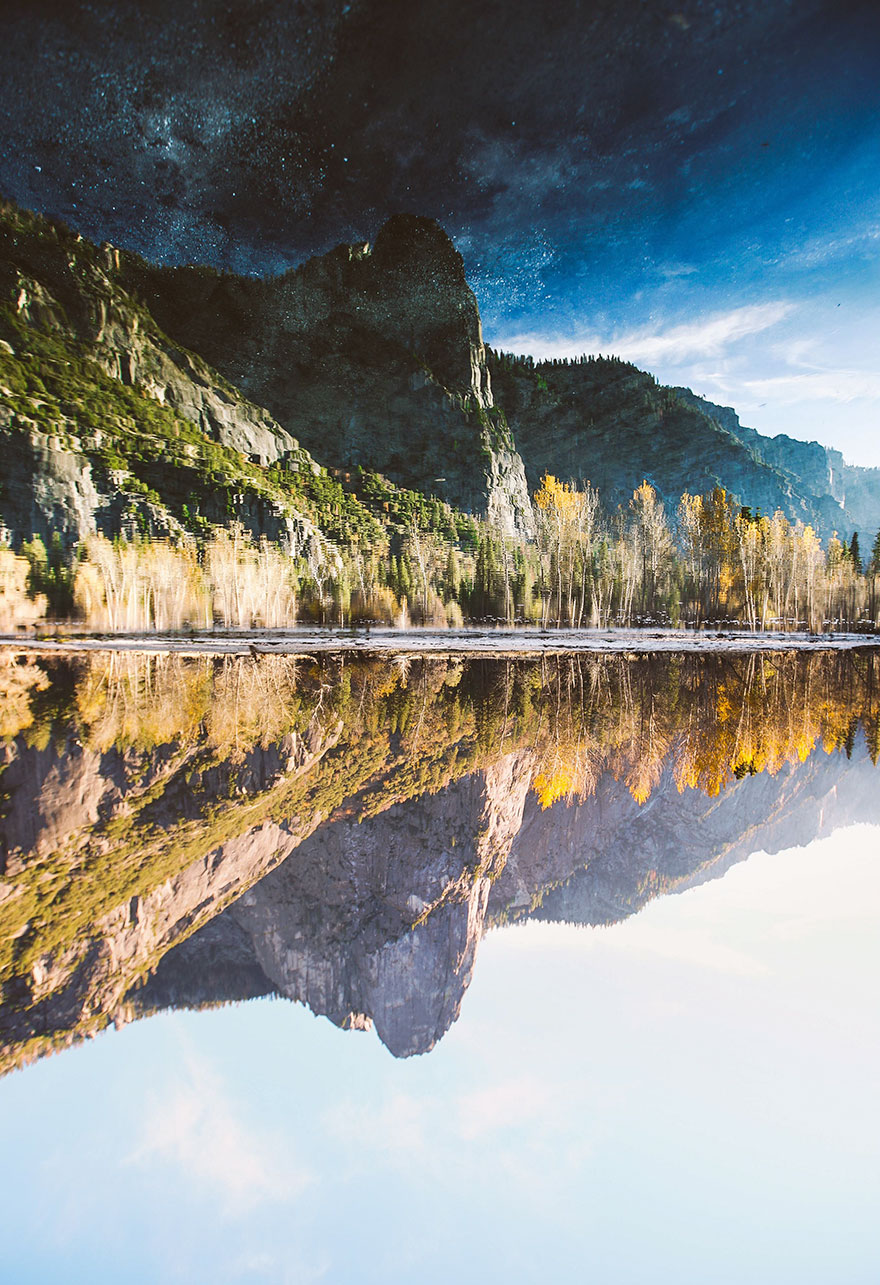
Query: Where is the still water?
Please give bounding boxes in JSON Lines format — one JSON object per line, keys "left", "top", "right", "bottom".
{"left": 1, "top": 648, "right": 878, "bottom": 1283}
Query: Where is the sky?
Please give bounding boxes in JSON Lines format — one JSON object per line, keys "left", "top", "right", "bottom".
{"left": 0, "top": 0, "right": 878, "bottom": 461}
{"left": 1, "top": 824, "right": 878, "bottom": 1283}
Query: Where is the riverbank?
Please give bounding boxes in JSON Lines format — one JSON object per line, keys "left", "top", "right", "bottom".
{"left": 2, "top": 625, "right": 879, "bottom": 657}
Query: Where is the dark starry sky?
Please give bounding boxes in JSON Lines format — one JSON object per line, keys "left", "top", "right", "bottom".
{"left": 1, "top": 0, "right": 879, "bottom": 457}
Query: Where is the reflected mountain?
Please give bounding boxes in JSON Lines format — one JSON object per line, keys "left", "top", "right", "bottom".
{"left": 1, "top": 648, "right": 879, "bottom": 1067}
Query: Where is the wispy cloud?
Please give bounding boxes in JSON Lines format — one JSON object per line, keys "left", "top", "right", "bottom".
{"left": 456, "top": 1075, "right": 555, "bottom": 1141}
{"left": 616, "top": 302, "right": 794, "bottom": 364}
{"left": 782, "top": 219, "right": 880, "bottom": 271}
{"left": 494, "top": 301, "right": 794, "bottom": 366}
{"left": 129, "top": 1052, "right": 312, "bottom": 1214}
{"left": 739, "top": 369, "right": 880, "bottom": 406}
{"left": 325, "top": 1091, "right": 427, "bottom": 1161}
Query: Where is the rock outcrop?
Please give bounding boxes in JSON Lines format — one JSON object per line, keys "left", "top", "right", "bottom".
{"left": 0, "top": 204, "right": 333, "bottom": 549}
{"left": 211, "top": 749, "right": 535, "bottom": 1057}
{"left": 122, "top": 212, "right": 533, "bottom": 536}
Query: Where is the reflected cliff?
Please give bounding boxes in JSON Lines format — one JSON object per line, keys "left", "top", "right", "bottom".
{"left": 2, "top": 647, "right": 879, "bottom": 1067}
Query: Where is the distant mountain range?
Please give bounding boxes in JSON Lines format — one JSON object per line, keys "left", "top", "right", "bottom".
{"left": 1, "top": 197, "right": 878, "bottom": 552}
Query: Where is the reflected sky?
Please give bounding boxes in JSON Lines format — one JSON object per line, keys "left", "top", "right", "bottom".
{"left": 1, "top": 825, "right": 878, "bottom": 1285}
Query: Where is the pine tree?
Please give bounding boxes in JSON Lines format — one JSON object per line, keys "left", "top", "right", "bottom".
{"left": 870, "top": 529, "right": 880, "bottom": 575}
{"left": 850, "top": 532, "right": 863, "bottom": 574}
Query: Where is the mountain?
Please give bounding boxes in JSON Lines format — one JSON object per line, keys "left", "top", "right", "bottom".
{"left": 672, "top": 386, "right": 880, "bottom": 539}
{"left": 120, "top": 213, "right": 532, "bottom": 536}
{"left": 0, "top": 201, "right": 530, "bottom": 552}
{"left": 127, "top": 736, "right": 879, "bottom": 1058}
{"left": 490, "top": 352, "right": 880, "bottom": 539}
{"left": 1, "top": 196, "right": 878, "bottom": 558}
{"left": 133, "top": 734, "right": 880, "bottom": 1059}
{"left": 1, "top": 650, "right": 878, "bottom": 1069}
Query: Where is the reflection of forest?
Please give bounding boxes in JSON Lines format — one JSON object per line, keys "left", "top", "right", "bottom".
{"left": 1, "top": 647, "right": 879, "bottom": 1069}
{"left": 4, "top": 647, "right": 877, "bottom": 805}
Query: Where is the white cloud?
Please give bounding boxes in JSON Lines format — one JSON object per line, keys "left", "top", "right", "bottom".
{"left": 456, "top": 1075, "right": 555, "bottom": 1141}
{"left": 324, "top": 1092, "right": 427, "bottom": 1160}
{"left": 783, "top": 219, "right": 880, "bottom": 271}
{"left": 226, "top": 1250, "right": 331, "bottom": 1284}
{"left": 490, "top": 328, "right": 603, "bottom": 361}
{"left": 494, "top": 301, "right": 794, "bottom": 366}
{"left": 739, "top": 369, "right": 880, "bottom": 406}
{"left": 129, "top": 1052, "right": 312, "bottom": 1214}
{"left": 657, "top": 261, "right": 699, "bottom": 281}
{"left": 618, "top": 302, "right": 794, "bottom": 364}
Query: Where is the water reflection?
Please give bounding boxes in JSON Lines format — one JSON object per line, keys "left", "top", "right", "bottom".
{"left": 1, "top": 648, "right": 879, "bottom": 1069}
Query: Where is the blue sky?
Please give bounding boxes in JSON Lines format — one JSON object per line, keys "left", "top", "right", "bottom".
{"left": 2, "top": 824, "right": 878, "bottom": 1284}
{"left": 487, "top": 270, "right": 880, "bottom": 468}
{"left": 469, "top": 19, "right": 880, "bottom": 465}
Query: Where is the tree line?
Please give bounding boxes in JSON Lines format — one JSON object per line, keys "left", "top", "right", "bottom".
{"left": 2, "top": 476, "right": 880, "bottom": 632}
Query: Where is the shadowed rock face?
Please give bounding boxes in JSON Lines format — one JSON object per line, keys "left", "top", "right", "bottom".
{"left": 0, "top": 200, "right": 533, "bottom": 542}
{"left": 2, "top": 649, "right": 879, "bottom": 1068}
{"left": 130, "top": 738, "right": 880, "bottom": 1058}
{"left": 123, "top": 212, "right": 532, "bottom": 534}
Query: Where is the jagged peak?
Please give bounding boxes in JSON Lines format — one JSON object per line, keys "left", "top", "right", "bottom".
{"left": 370, "top": 212, "right": 466, "bottom": 280}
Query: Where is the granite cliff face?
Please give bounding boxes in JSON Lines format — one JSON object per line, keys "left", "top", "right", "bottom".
{"left": 130, "top": 733, "right": 880, "bottom": 1057}
{"left": 0, "top": 203, "right": 326, "bottom": 550}
{"left": 500, "top": 742, "right": 880, "bottom": 927}
{"left": 4, "top": 649, "right": 877, "bottom": 1068}
{"left": 122, "top": 212, "right": 532, "bottom": 535}
{"left": 2, "top": 197, "right": 878, "bottom": 553}
{"left": 220, "top": 750, "right": 534, "bottom": 1057}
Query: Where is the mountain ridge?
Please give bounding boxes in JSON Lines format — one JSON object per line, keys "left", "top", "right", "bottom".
{"left": 1, "top": 196, "right": 878, "bottom": 562}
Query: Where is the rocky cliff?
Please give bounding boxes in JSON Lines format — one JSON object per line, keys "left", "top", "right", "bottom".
{"left": 4, "top": 650, "right": 877, "bottom": 1068}
{"left": 129, "top": 730, "right": 880, "bottom": 1057}
{"left": 120, "top": 212, "right": 533, "bottom": 536}
{"left": 5, "top": 196, "right": 875, "bottom": 558}
{"left": 0, "top": 203, "right": 334, "bottom": 549}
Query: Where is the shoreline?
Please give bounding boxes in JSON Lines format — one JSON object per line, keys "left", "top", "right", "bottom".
{"left": 2, "top": 625, "right": 879, "bottom": 657}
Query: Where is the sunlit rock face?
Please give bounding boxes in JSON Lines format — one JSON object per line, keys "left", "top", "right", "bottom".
{"left": 215, "top": 750, "right": 534, "bottom": 1057}
{"left": 1, "top": 649, "right": 879, "bottom": 1068}
{"left": 0, "top": 203, "right": 323, "bottom": 550}
{"left": 132, "top": 733, "right": 880, "bottom": 1057}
